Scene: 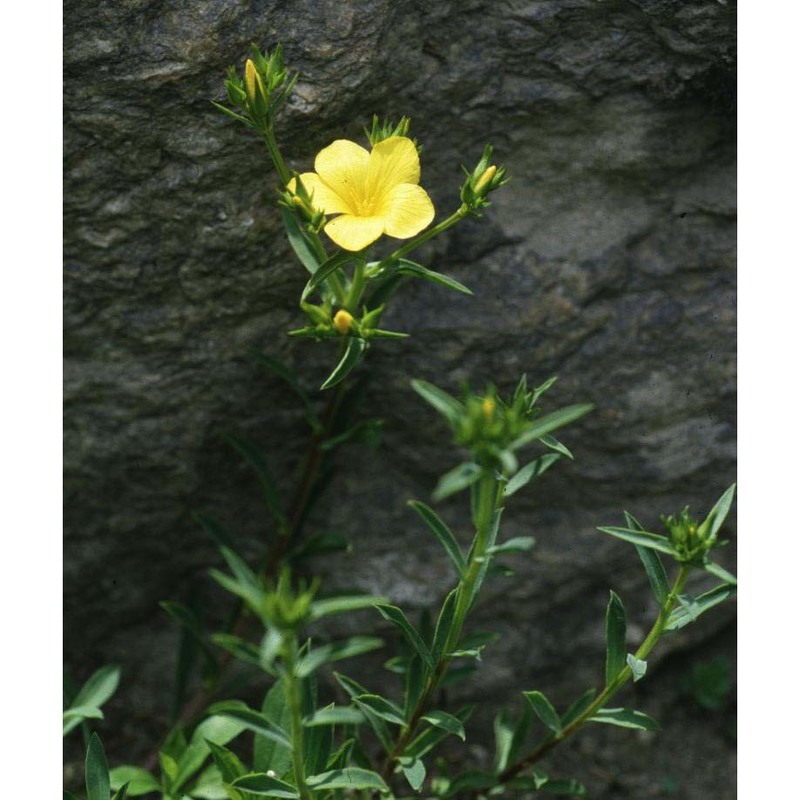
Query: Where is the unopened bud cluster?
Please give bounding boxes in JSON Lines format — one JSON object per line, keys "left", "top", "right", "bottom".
{"left": 291, "top": 301, "right": 403, "bottom": 342}
{"left": 461, "top": 145, "right": 508, "bottom": 211}
{"left": 261, "top": 569, "right": 319, "bottom": 631}
{"left": 662, "top": 508, "right": 717, "bottom": 563}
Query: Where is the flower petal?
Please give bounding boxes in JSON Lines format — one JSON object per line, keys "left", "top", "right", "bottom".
{"left": 314, "top": 140, "right": 371, "bottom": 212}
{"left": 379, "top": 183, "right": 435, "bottom": 240}
{"left": 324, "top": 214, "right": 385, "bottom": 251}
{"left": 366, "top": 136, "right": 421, "bottom": 200}
{"left": 291, "top": 172, "right": 353, "bottom": 215}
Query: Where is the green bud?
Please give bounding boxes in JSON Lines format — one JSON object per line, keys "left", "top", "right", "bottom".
{"left": 662, "top": 507, "right": 717, "bottom": 563}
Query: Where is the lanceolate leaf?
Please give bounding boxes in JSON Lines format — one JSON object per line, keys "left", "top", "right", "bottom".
{"left": 231, "top": 771, "right": 299, "bottom": 798}
{"left": 353, "top": 694, "right": 406, "bottom": 726}
{"left": 596, "top": 525, "right": 678, "bottom": 556}
{"left": 408, "top": 500, "right": 466, "bottom": 578}
{"left": 85, "top": 734, "right": 110, "bottom": 800}
{"left": 605, "top": 591, "right": 627, "bottom": 685}
{"left": 304, "top": 706, "right": 365, "bottom": 727}
{"left": 393, "top": 258, "right": 473, "bottom": 295}
{"left": 703, "top": 483, "right": 737, "bottom": 540}
{"left": 301, "top": 250, "right": 353, "bottom": 301}
{"left": 421, "top": 709, "right": 466, "bottom": 740}
{"left": 704, "top": 560, "right": 737, "bottom": 585}
{"left": 109, "top": 765, "right": 161, "bottom": 796}
{"left": 666, "top": 583, "right": 736, "bottom": 630}
{"left": 410, "top": 379, "right": 465, "bottom": 425}
{"left": 560, "top": 688, "right": 597, "bottom": 727}
{"left": 503, "top": 454, "right": 561, "bottom": 497}
{"left": 281, "top": 206, "right": 322, "bottom": 275}
{"left": 306, "top": 768, "right": 389, "bottom": 793}
{"left": 431, "top": 589, "right": 458, "bottom": 661}
{"left": 320, "top": 337, "right": 368, "bottom": 390}
{"left": 296, "top": 636, "right": 383, "bottom": 678}
{"left": 624, "top": 512, "right": 671, "bottom": 605}
{"left": 510, "top": 404, "right": 594, "bottom": 451}
{"left": 206, "top": 702, "right": 290, "bottom": 749}
{"left": 523, "top": 691, "right": 561, "bottom": 734}
{"left": 375, "top": 604, "right": 434, "bottom": 668}
{"left": 433, "top": 462, "right": 482, "bottom": 501}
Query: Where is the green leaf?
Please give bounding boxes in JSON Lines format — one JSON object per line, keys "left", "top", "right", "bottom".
{"left": 393, "top": 258, "right": 473, "bottom": 295}
{"left": 375, "top": 604, "right": 434, "bottom": 668}
{"left": 65, "top": 665, "right": 121, "bottom": 735}
{"left": 605, "top": 591, "right": 627, "bottom": 685}
{"left": 503, "top": 454, "right": 561, "bottom": 497}
{"left": 353, "top": 694, "right": 406, "bottom": 725}
{"left": 304, "top": 705, "right": 365, "bottom": 727}
{"left": 301, "top": 250, "right": 353, "bottom": 301}
{"left": 231, "top": 772, "right": 299, "bottom": 798}
{"left": 702, "top": 483, "right": 736, "bottom": 540}
{"left": 596, "top": 525, "right": 679, "bottom": 556}
{"left": 421, "top": 709, "right": 466, "bottom": 740}
{"left": 666, "top": 583, "right": 736, "bottom": 630}
{"left": 85, "top": 734, "right": 110, "bottom": 800}
{"left": 254, "top": 679, "right": 293, "bottom": 777}
{"left": 63, "top": 705, "right": 104, "bottom": 735}
{"left": 296, "top": 636, "right": 383, "bottom": 678}
{"left": 523, "top": 690, "right": 561, "bottom": 734}
{"left": 589, "top": 707, "right": 659, "bottom": 730}
{"left": 540, "top": 777, "right": 586, "bottom": 796}
{"left": 210, "top": 633, "right": 261, "bottom": 667}
{"left": 309, "top": 593, "right": 389, "bottom": 622}
{"left": 206, "top": 702, "right": 290, "bottom": 749}
{"left": 431, "top": 588, "right": 458, "bottom": 662}
{"left": 703, "top": 560, "right": 737, "bottom": 585}
{"left": 486, "top": 536, "right": 536, "bottom": 556}
{"left": 109, "top": 766, "right": 161, "bottom": 796}
{"left": 111, "top": 785, "right": 129, "bottom": 800}
{"left": 408, "top": 500, "right": 466, "bottom": 578}
{"left": 206, "top": 740, "right": 247, "bottom": 784}
{"left": 510, "top": 404, "right": 594, "bottom": 450}
{"left": 539, "top": 433, "right": 574, "bottom": 459}
{"left": 320, "top": 337, "right": 367, "bottom": 390}
{"left": 192, "top": 511, "right": 236, "bottom": 550}
{"left": 493, "top": 708, "right": 514, "bottom": 773}
{"left": 443, "top": 771, "right": 499, "bottom": 797}
{"left": 333, "top": 673, "right": 393, "bottom": 751}
{"left": 400, "top": 757, "right": 426, "bottom": 791}
{"left": 405, "top": 705, "right": 475, "bottom": 760}
{"left": 404, "top": 654, "right": 427, "bottom": 719}
{"left": 410, "top": 379, "right": 465, "bottom": 425}
{"left": 560, "top": 688, "right": 597, "bottom": 726}
{"left": 432, "top": 461, "right": 482, "bottom": 502}
{"left": 624, "top": 512, "right": 671, "bottom": 605}
{"left": 626, "top": 653, "right": 648, "bottom": 682}
{"left": 306, "top": 768, "right": 389, "bottom": 793}
{"left": 281, "top": 206, "right": 323, "bottom": 275}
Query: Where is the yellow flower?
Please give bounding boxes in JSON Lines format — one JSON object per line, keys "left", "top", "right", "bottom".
{"left": 291, "top": 136, "right": 435, "bottom": 251}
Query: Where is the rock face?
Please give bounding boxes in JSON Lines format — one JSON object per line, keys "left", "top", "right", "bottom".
{"left": 64, "top": 0, "right": 736, "bottom": 795}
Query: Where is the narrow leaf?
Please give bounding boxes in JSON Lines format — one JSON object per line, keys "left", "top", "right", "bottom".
{"left": 353, "top": 694, "right": 406, "bottom": 726}
{"left": 431, "top": 588, "right": 458, "bottom": 662}
{"left": 596, "top": 525, "right": 678, "bottom": 556}
{"left": 539, "top": 433, "right": 574, "bottom": 459}
{"left": 704, "top": 560, "right": 737, "bottom": 585}
{"left": 85, "top": 734, "right": 110, "bottom": 800}
{"left": 206, "top": 702, "right": 290, "bottom": 748}
{"left": 703, "top": 483, "right": 736, "bottom": 540}
{"left": 394, "top": 258, "right": 473, "bottom": 295}
{"left": 309, "top": 594, "right": 389, "bottom": 622}
{"left": 281, "top": 206, "right": 322, "bottom": 275}
{"left": 296, "top": 636, "right": 383, "bottom": 678}
{"left": 605, "top": 591, "right": 627, "bottom": 685}
{"left": 523, "top": 690, "right": 562, "bottom": 734}
{"left": 302, "top": 250, "right": 352, "bottom": 301}
{"left": 375, "top": 604, "right": 434, "bottom": 668}
{"left": 333, "top": 673, "right": 393, "bottom": 751}
{"left": 666, "top": 583, "right": 736, "bottom": 630}
{"left": 231, "top": 772, "right": 299, "bottom": 798}
{"left": 421, "top": 709, "right": 466, "bottom": 740}
{"left": 487, "top": 536, "right": 536, "bottom": 556}
{"left": 250, "top": 351, "right": 321, "bottom": 432}
{"left": 304, "top": 706, "right": 365, "bottom": 727}
{"left": 409, "top": 379, "right": 465, "bottom": 425}
{"left": 510, "top": 404, "right": 594, "bottom": 450}
{"left": 71, "top": 665, "right": 121, "bottom": 716}
{"left": 589, "top": 707, "right": 659, "bottom": 730}
{"left": 109, "top": 766, "right": 161, "bottom": 796}
{"left": 408, "top": 500, "right": 466, "bottom": 578}
{"left": 254, "top": 679, "right": 293, "bottom": 776}
{"left": 560, "top": 688, "right": 597, "bottom": 726}
{"left": 503, "top": 454, "right": 561, "bottom": 497}
{"left": 624, "top": 512, "right": 671, "bottom": 605}
{"left": 306, "top": 767, "right": 389, "bottom": 793}
{"left": 432, "top": 461, "right": 482, "bottom": 502}
{"left": 320, "top": 337, "right": 367, "bottom": 390}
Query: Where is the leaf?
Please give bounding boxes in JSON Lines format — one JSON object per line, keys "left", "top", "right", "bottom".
{"left": 393, "top": 258, "right": 473, "bottom": 295}
{"left": 431, "top": 589, "right": 458, "bottom": 662}
{"left": 400, "top": 757, "right": 426, "bottom": 791}
{"left": 65, "top": 665, "right": 121, "bottom": 734}
{"left": 493, "top": 708, "right": 514, "bottom": 773}
{"left": 596, "top": 525, "right": 679, "bottom": 556}
{"left": 702, "top": 483, "right": 736, "bottom": 540}
{"left": 486, "top": 536, "right": 536, "bottom": 556}
{"left": 503, "top": 454, "right": 561, "bottom": 497}
{"left": 540, "top": 777, "right": 586, "bottom": 796}
{"left": 231, "top": 771, "right": 299, "bottom": 798}
{"left": 353, "top": 694, "right": 406, "bottom": 725}
{"left": 375, "top": 604, "right": 434, "bottom": 668}
{"left": 63, "top": 705, "right": 104, "bottom": 735}
{"left": 85, "top": 734, "right": 110, "bottom": 800}
{"left": 560, "top": 688, "right": 597, "bottom": 726}
{"left": 210, "top": 633, "right": 261, "bottom": 667}
{"left": 421, "top": 709, "right": 466, "bottom": 740}
{"left": 306, "top": 768, "right": 389, "bottom": 793}
{"left": 281, "top": 206, "right": 323, "bottom": 275}
{"left": 443, "top": 771, "right": 499, "bottom": 797}
{"left": 409, "top": 379, "right": 465, "bottom": 425}
{"left": 626, "top": 654, "right": 648, "bottom": 682}
{"left": 703, "top": 560, "right": 737, "bottom": 585}
{"left": 510, "top": 404, "right": 594, "bottom": 450}
{"left": 254, "top": 679, "right": 293, "bottom": 777}
{"left": 109, "top": 766, "right": 161, "bottom": 796}
{"left": 408, "top": 500, "right": 466, "bottom": 578}
{"left": 296, "top": 636, "right": 384, "bottom": 677}
{"left": 206, "top": 741, "right": 247, "bottom": 784}
{"left": 304, "top": 705, "right": 365, "bottom": 727}
{"left": 666, "top": 583, "right": 736, "bottom": 630}
{"left": 605, "top": 591, "right": 627, "bottom": 685}
{"left": 206, "top": 702, "right": 290, "bottom": 749}
{"left": 432, "top": 461, "right": 482, "bottom": 502}
{"left": 309, "top": 593, "right": 389, "bottom": 622}
{"left": 523, "top": 690, "right": 562, "bottom": 734}
{"left": 320, "top": 337, "right": 367, "bottom": 390}
{"left": 333, "top": 673, "right": 393, "bottom": 751}
{"left": 589, "top": 707, "right": 659, "bottom": 731}
{"left": 404, "top": 705, "right": 476, "bottom": 760}
{"left": 539, "top": 433, "right": 574, "bottom": 459}
{"left": 301, "top": 250, "right": 352, "bottom": 301}
{"left": 624, "top": 512, "right": 671, "bottom": 605}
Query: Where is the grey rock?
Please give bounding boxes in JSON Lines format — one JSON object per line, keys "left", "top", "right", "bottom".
{"left": 64, "top": 0, "right": 735, "bottom": 794}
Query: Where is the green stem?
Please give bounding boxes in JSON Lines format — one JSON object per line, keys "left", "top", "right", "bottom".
{"left": 498, "top": 564, "right": 691, "bottom": 782}
{"left": 283, "top": 634, "right": 313, "bottom": 800}
{"left": 263, "top": 126, "right": 291, "bottom": 186}
{"left": 345, "top": 258, "right": 367, "bottom": 312}
{"left": 378, "top": 204, "right": 469, "bottom": 268}
{"left": 381, "top": 470, "right": 501, "bottom": 779}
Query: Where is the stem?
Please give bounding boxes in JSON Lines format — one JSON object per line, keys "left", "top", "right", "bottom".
{"left": 498, "top": 564, "right": 691, "bottom": 782}
{"left": 283, "top": 634, "right": 313, "bottom": 800}
{"left": 345, "top": 258, "right": 367, "bottom": 312}
{"left": 381, "top": 471, "right": 500, "bottom": 779}
{"left": 263, "top": 127, "right": 291, "bottom": 186}
{"left": 378, "top": 204, "right": 469, "bottom": 268}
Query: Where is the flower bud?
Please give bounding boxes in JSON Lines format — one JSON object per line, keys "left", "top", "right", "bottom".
{"left": 481, "top": 396, "right": 496, "bottom": 418}
{"left": 333, "top": 309, "right": 354, "bottom": 335}
{"left": 474, "top": 165, "right": 497, "bottom": 197}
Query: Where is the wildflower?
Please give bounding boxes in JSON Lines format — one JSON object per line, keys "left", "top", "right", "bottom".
{"left": 291, "top": 136, "right": 435, "bottom": 251}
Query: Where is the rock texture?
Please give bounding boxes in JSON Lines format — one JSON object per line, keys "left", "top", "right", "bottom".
{"left": 64, "top": 0, "right": 736, "bottom": 795}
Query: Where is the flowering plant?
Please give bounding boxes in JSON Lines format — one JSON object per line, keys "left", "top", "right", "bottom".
{"left": 65, "top": 45, "right": 735, "bottom": 800}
